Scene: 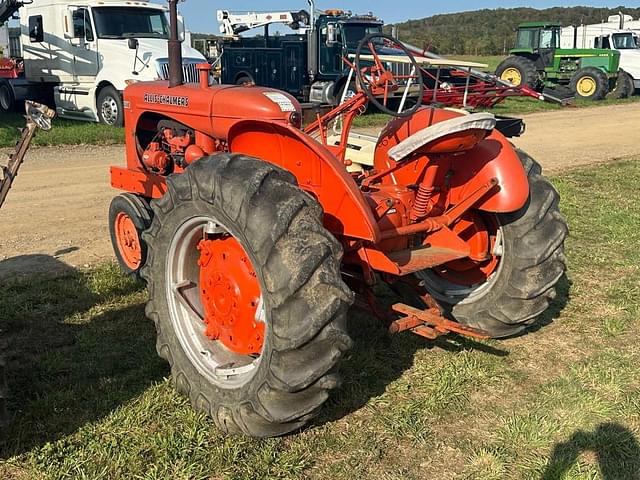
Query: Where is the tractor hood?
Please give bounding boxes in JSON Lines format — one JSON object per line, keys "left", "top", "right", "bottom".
{"left": 124, "top": 82, "right": 302, "bottom": 140}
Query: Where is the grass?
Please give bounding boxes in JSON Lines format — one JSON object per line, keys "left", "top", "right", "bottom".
{"left": 1, "top": 157, "right": 640, "bottom": 479}
{"left": 0, "top": 113, "right": 123, "bottom": 148}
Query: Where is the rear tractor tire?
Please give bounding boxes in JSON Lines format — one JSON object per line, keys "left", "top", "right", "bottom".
{"left": 570, "top": 67, "right": 609, "bottom": 101}
{"left": 607, "top": 70, "right": 634, "bottom": 100}
{"left": 142, "top": 153, "right": 354, "bottom": 437}
{"left": 109, "top": 193, "right": 153, "bottom": 279}
{"left": 495, "top": 56, "right": 539, "bottom": 89}
{"left": 419, "top": 149, "right": 568, "bottom": 338}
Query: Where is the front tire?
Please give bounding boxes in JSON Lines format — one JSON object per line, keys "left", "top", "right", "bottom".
{"left": 97, "top": 86, "right": 124, "bottom": 126}
{"left": 570, "top": 67, "right": 609, "bottom": 100}
{"left": 0, "top": 81, "right": 15, "bottom": 113}
{"left": 109, "top": 193, "right": 152, "bottom": 279}
{"left": 142, "top": 154, "right": 353, "bottom": 437}
{"left": 420, "top": 150, "right": 568, "bottom": 338}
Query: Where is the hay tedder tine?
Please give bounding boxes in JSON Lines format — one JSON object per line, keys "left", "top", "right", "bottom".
{"left": 0, "top": 101, "right": 55, "bottom": 210}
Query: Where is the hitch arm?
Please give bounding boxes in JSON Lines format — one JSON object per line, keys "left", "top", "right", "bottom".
{"left": 0, "top": 101, "right": 55, "bottom": 210}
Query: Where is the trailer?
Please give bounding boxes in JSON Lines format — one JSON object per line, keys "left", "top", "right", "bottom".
{"left": 0, "top": 0, "right": 206, "bottom": 125}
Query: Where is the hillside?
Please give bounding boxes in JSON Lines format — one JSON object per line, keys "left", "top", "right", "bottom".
{"left": 388, "top": 6, "right": 640, "bottom": 55}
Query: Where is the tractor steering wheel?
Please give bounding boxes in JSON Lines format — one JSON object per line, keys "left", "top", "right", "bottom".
{"left": 354, "top": 33, "right": 425, "bottom": 118}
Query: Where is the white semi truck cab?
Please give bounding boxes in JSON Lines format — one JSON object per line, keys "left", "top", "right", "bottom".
{"left": 0, "top": 0, "right": 205, "bottom": 125}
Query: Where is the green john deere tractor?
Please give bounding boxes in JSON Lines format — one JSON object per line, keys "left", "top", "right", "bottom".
{"left": 496, "top": 22, "right": 621, "bottom": 100}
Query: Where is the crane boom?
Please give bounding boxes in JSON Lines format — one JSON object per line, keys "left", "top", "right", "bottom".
{"left": 217, "top": 9, "right": 310, "bottom": 37}
{"left": 0, "top": 0, "right": 26, "bottom": 24}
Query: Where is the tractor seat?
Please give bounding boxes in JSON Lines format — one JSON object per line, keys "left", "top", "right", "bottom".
{"left": 388, "top": 112, "right": 497, "bottom": 161}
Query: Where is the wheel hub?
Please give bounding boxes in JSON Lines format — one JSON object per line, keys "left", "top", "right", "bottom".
{"left": 101, "top": 96, "right": 119, "bottom": 124}
{"left": 114, "top": 212, "right": 142, "bottom": 269}
{"left": 501, "top": 68, "right": 522, "bottom": 86}
{"left": 432, "top": 212, "right": 501, "bottom": 286}
{"left": 198, "top": 237, "right": 264, "bottom": 355}
{"left": 577, "top": 77, "right": 596, "bottom": 96}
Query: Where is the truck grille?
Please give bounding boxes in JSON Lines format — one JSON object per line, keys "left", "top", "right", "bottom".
{"left": 389, "top": 61, "right": 414, "bottom": 80}
{"left": 157, "top": 60, "right": 200, "bottom": 83}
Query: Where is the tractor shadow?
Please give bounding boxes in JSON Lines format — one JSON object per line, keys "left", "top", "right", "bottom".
{"left": 0, "top": 255, "right": 166, "bottom": 457}
{"left": 542, "top": 423, "right": 640, "bottom": 480}
{"left": 318, "top": 273, "right": 571, "bottom": 427}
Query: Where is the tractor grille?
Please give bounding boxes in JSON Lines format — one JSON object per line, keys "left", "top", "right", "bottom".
{"left": 157, "top": 59, "right": 201, "bottom": 83}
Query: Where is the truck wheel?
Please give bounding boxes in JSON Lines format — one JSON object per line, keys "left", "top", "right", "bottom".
{"left": 0, "top": 81, "right": 15, "bottom": 113}
{"left": 97, "top": 86, "right": 124, "bottom": 126}
{"left": 236, "top": 75, "right": 254, "bottom": 86}
{"left": 496, "top": 56, "right": 538, "bottom": 88}
{"left": 607, "top": 70, "right": 634, "bottom": 99}
{"left": 570, "top": 67, "right": 609, "bottom": 100}
{"left": 418, "top": 149, "right": 568, "bottom": 338}
{"left": 142, "top": 153, "right": 354, "bottom": 437}
{"left": 109, "top": 193, "right": 152, "bottom": 279}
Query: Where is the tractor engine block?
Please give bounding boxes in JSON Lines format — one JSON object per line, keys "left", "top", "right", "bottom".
{"left": 141, "top": 122, "right": 206, "bottom": 174}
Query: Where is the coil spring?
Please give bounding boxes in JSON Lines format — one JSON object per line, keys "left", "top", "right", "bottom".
{"left": 411, "top": 184, "right": 435, "bottom": 222}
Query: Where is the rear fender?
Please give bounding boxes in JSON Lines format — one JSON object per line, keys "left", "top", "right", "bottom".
{"left": 375, "top": 108, "right": 529, "bottom": 214}
{"left": 228, "top": 120, "right": 380, "bottom": 243}
{"left": 447, "top": 130, "right": 530, "bottom": 214}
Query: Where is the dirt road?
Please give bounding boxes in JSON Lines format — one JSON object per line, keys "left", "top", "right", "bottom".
{"left": 1, "top": 103, "right": 638, "bottom": 278}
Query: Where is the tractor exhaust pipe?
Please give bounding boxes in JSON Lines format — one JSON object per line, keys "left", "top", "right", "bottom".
{"left": 168, "top": 0, "right": 183, "bottom": 88}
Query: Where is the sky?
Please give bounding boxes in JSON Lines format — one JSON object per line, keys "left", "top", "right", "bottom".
{"left": 158, "top": 1, "right": 637, "bottom": 34}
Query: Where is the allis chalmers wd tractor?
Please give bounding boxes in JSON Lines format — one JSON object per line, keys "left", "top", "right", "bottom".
{"left": 104, "top": 1, "right": 568, "bottom": 437}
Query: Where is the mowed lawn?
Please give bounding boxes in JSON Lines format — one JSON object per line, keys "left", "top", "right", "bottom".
{"left": 1, "top": 158, "right": 640, "bottom": 480}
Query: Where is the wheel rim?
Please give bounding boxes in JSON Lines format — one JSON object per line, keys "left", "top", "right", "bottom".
{"left": 166, "top": 216, "right": 266, "bottom": 388}
{"left": 114, "top": 212, "right": 143, "bottom": 270}
{"left": 577, "top": 76, "right": 597, "bottom": 97}
{"left": 100, "top": 95, "right": 119, "bottom": 125}
{"left": 501, "top": 68, "right": 522, "bottom": 86}
{"left": 419, "top": 214, "right": 505, "bottom": 303}
{"left": 0, "top": 86, "right": 11, "bottom": 111}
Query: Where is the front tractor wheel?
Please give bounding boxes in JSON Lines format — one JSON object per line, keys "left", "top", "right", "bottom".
{"left": 570, "top": 67, "right": 609, "bottom": 100}
{"left": 419, "top": 150, "right": 568, "bottom": 338}
{"left": 109, "top": 193, "right": 152, "bottom": 279}
{"left": 142, "top": 154, "right": 353, "bottom": 437}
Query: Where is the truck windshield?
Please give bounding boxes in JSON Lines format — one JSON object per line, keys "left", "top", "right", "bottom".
{"left": 342, "top": 24, "right": 383, "bottom": 48}
{"left": 612, "top": 33, "right": 638, "bottom": 49}
{"left": 92, "top": 7, "right": 169, "bottom": 39}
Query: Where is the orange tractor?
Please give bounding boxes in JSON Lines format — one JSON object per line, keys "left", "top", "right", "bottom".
{"left": 107, "top": 1, "right": 568, "bottom": 437}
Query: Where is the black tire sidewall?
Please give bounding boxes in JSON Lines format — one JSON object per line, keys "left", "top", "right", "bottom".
{"left": 97, "top": 86, "right": 124, "bottom": 126}
{"left": 496, "top": 56, "right": 538, "bottom": 89}
{"left": 0, "top": 82, "right": 15, "bottom": 113}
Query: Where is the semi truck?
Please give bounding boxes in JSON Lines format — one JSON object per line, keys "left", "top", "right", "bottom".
{"left": 217, "top": 1, "right": 385, "bottom": 105}
{"left": 0, "top": 0, "right": 206, "bottom": 126}
{"left": 561, "top": 20, "right": 640, "bottom": 94}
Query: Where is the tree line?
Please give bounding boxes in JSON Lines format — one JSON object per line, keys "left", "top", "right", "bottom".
{"left": 387, "top": 6, "right": 640, "bottom": 56}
